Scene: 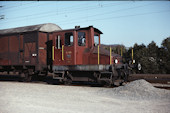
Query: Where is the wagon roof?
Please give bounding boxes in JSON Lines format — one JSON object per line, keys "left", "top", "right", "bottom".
{"left": 0, "top": 23, "right": 62, "bottom": 35}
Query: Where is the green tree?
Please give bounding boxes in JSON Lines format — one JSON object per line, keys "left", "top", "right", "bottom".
{"left": 160, "top": 37, "right": 170, "bottom": 73}
{"left": 103, "top": 37, "right": 170, "bottom": 74}
{"left": 126, "top": 41, "right": 159, "bottom": 74}
{"left": 145, "top": 41, "right": 159, "bottom": 73}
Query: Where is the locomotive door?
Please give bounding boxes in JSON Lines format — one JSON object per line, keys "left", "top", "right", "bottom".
{"left": 63, "top": 32, "right": 74, "bottom": 65}
{"left": 53, "top": 34, "right": 62, "bottom": 65}
{"left": 53, "top": 32, "right": 74, "bottom": 65}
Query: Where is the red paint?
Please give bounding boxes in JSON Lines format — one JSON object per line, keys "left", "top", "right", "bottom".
{"left": 52, "top": 26, "right": 122, "bottom": 66}
{"left": 0, "top": 25, "right": 123, "bottom": 71}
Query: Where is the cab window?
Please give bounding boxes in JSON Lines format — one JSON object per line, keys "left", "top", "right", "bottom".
{"left": 65, "top": 32, "right": 73, "bottom": 46}
{"left": 94, "top": 34, "right": 99, "bottom": 46}
{"left": 56, "top": 35, "right": 61, "bottom": 49}
{"left": 78, "top": 32, "right": 86, "bottom": 46}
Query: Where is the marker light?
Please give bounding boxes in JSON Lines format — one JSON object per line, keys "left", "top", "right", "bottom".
{"left": 138, "top": 63, "right": 142, "bottom": 71}
{"left": 114, "top": 59, "right": 118, "bottom": 64}
{"left": 32, "top": 53, "right": 37, "bottom": 57}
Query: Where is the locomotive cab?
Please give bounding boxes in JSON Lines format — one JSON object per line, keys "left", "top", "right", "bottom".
{"left": 49, "top": 26, "right": 122, "bottom": 66}
{"left": 47, "top": 26, "right": 128, "bottom": 86}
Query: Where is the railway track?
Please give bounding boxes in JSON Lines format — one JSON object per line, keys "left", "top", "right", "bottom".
{"left": 129, "top": 74, "right": 170, "bottom": 84}
{"left": 0, "top": 74, "right": 170, "bottom": 89}
{"left": 129, "top": 74, "right": 170, "bottom": 89}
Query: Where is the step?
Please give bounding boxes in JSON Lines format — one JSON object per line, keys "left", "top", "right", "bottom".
{"left": 100, "top": 72, "right": 112, "bottom": 74}
{"left": 53, "top": 76, "right": 64, "bottom": 80}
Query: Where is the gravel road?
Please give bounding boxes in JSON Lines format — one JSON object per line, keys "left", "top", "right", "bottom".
{"left": 0, "top": 80, "right": 170, "bottom": 113}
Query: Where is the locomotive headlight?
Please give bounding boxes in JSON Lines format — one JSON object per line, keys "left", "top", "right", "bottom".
{"left": 114, "top": 59, "right": 118, "bottom": 64}
{"left": 137, "top": 63, "right": 142, "bottom": 71}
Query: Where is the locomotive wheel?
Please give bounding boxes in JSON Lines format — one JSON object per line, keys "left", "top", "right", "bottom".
{"left": 121, "top": 71, "right": 128, "bottom": 83}
{"left": 120, "top": 71, "right": 128, "bottom": 85}
{"left": 64, "top": 72, "right": 73, "bottom": 85}
{"left": 46, "top": 76, "right": 52, "bottom": 84}
{"left": 100, "top": 80, "right": 112, "bottom": 87}
{"left": 64, "top": 78, "right": 72, "bottom": 85}
{"left": 114, "top": 69, "right": 128, "bottom": 86}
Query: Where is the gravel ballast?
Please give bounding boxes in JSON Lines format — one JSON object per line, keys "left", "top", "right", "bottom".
{"left": 0, "top": 79, "right": 170, "bottom": 113}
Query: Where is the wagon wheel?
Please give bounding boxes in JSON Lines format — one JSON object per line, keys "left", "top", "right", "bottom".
{"left": 19, "top": 71, "right": 32, "bottom": 82}
{"left": 25, "top": 74, "right": 32, "bottom": 82}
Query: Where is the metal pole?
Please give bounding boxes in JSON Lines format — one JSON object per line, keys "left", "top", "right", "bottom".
{"left": 121, "top": 47, "right": 123, "bottom": 57}
{"left": 62, "top": 45, "right": 64, "bottom": 61}
{"left": 132, "top": 48, "right": 133, "bottom": 64}
{"left": 98, "top": 45, "right": 100, "bottom": 64}
{"left": 52, "top": 46, "right": 55, "bottom": 61}
{"left": 110, "top": 46, "right": 112, "bottom": 65}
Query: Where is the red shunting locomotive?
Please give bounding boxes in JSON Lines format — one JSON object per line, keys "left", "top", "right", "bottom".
{"left": 0, "top": 23, "right": 132, "bottom": 86}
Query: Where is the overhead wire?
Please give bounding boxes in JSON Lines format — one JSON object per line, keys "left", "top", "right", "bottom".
{"left": 0, "top": 2, "right": 154, "bottom": 24}
{"left": 59, "top": 10, "right": 170, "bottom": 26}
{"left": 0, "top": 2, "right": 126, "bottom": 24}
{"left": 0, "top": 2, "right": 169, "bottom": 28}
{"left": 53, "top": 2, "right": 158, "bottom": 24}
{"left": 0, "top": 1, "right": 90, "bottom": 13}
{"left": 2, "top": 2, "right": 128, "bottom": 20}
{"left": 0, "top": 1, "right": 37, "bottom": 11}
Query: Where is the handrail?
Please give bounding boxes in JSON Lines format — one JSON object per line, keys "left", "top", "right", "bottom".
{"left": 52, "top": 46, "right": 55, "bottom": 61}
{"left": 132, "top": 48, "right": 133, "bottom": 64}
{"left": 62, "top": 45, "right": 64, "bottom": 61}
{"left": 98, "top": 45, "right": 100, "bottom": 64}
{"left": 110, "top": 46, "right": 112, "bottom": 65}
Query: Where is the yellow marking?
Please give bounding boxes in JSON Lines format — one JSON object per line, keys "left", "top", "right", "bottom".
{"left": 98, "top": 45, "right": 100, "bottom": 64}
{"left": 52, "top": 46, "right": 54, "bottom": 61}
{"left": 62, "top": 45, "right": 64, "bottom": 61}
{"left": 110, "top": 46, "right": 112, "bottom": 65}
{"left": 132, "top": 48, "right": 133, "bottom": 64}
{"left": 121, "top": 47, "right": 123, "bottom": 57}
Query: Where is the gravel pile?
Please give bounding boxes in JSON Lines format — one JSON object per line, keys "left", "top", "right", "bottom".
{"left": 0, "top": 81, "right": 170, "bottom": 113}
{"left": 98, "top": 79, "right": 170, "bottom": 100}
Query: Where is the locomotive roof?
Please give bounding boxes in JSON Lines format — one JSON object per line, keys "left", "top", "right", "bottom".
{"left": 0, "top": 23, "right": 62, "bottom": 36}
{"left": 53, "top": 26, "right": 103, "bottom": 34}
{"left": 77, "top": 26, "right": 103, "bottom": 34}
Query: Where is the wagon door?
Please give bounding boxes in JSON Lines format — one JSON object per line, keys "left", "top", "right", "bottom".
{"left": 46, "top": 40, "right": 53, "bottom": 71}
{"left": 23, "top": 32, "right": 37, "bottom": 65}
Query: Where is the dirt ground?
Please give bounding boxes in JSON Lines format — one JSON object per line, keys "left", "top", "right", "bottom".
{"left": 0, "top": 80, "right": 170, "bottom": 113}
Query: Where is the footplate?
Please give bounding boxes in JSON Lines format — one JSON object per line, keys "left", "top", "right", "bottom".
{"left": 53, "top": 71, "right": 65, "bottom": 80}
{"left": 99, "top": 72, "right": 113, "bottom": 80}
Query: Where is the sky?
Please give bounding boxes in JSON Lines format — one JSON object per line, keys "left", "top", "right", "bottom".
{"left": 0, "top": 1, "right": 170, "bottom": 47}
